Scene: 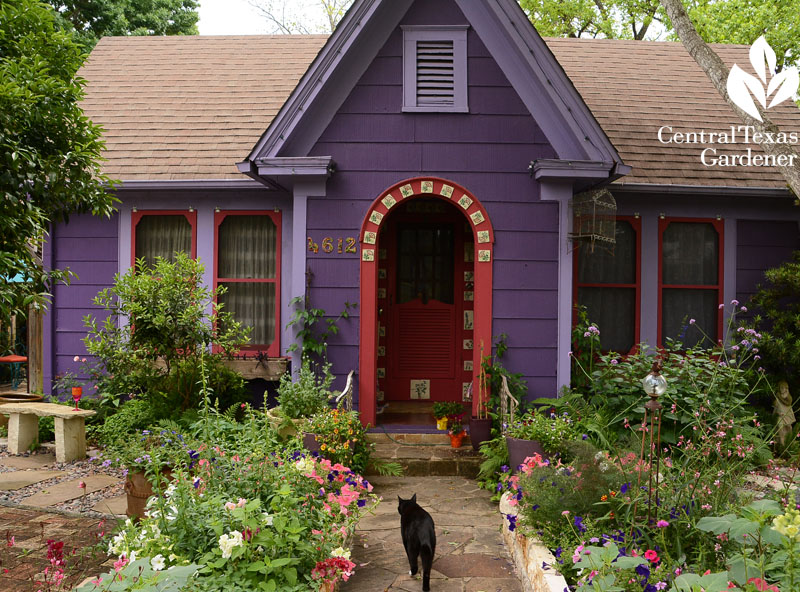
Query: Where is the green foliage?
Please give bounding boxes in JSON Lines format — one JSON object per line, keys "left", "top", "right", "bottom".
{"left": 276, "top": 360, "right": 333, "bottom": 420}
{"left": 476, "top": 436, "right": 510, "bottom": 498}
{"left": 520, "top": 0, "right": 660, "bottom": 40}
{"left": 432, "top": 401, "right": 464, "bottom": 419}
{"left": 74, "top": 557, "right": 200, "bottom": 591}
{"left": 38, "top": 415, "right": 54, "bottom": 442}
{"left": 0, "top": 0, "right": 118, "bottom": 320}
{"left": 285, "top": 296, "right": 355, "bottom": 362}
{"left": 482, "top": 334, "right": 528, "bottom": 429}
{"left": 521, "top": 0, "right": 800, "bottom": 71}
{"left": 745, "top": 251, "right": 800, "bottom": 384}
{"left": 47, "top": 0, "right": 200, "bottom": 52}
{"left": 506, "top": 409, "right": 578, "bottom": 455}
{"left": 683, "top": 0, "right": 800, "bottom": 71}
{"left": 569, "top": 304, "right": 770, "bottom": 447}
{"left": 83, "top": 254, "right": 250, "bottom": 419}
{"left": 93, "top": 398, "right": 158, "bottom": 447}
{"left": 303, "top": 407, "right": 371, "bottom": 474}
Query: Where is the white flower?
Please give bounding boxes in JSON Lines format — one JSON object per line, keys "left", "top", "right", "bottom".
{"left": 262, "top": 513, "right": 274, "bottom": 526}
{"left": 331, "top": 547, "right": 351, "bottom": 560}
{"left": 164, "top": 484, "right": 176, "bottom": 498}
{"left": 129, "top": 550, "right": 137, "bottom": 562}
{"left": 295, "top": 457, "right": 314, "bottom": 473}
{"left": 218, "top": 531, "right": 244, "bottom": 559}
{"left": 168, "top": 553, "right": 179, "bottom": 562}
{"left": 150, "top": 554, "right": 166, "bottom": 571}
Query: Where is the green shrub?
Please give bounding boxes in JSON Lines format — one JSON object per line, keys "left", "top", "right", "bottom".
{"left": 38, "top": 416, "right": 54, "bottom": 442}
{"left": 93, "top": 398, "right": 157, "bottom": 447}
{"left": 276, "top": 361, "right": 333, "bottom": 419}
{"left": 82, "top": 254, "right": 251, "bottom": 419}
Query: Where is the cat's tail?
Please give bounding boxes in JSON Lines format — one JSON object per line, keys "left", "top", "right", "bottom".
{"left": 420, "top": 541, "right": 433, "bottom": 592}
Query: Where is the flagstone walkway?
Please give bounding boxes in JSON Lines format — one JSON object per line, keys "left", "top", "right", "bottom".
{"left": 340, "top": 476, "right": 523, "bottom": 592}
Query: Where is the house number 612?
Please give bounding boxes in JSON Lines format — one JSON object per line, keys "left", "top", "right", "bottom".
{"left": 308, "top": 237, "right": 357, "bottom": 254}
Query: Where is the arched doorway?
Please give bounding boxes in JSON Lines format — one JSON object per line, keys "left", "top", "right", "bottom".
{"left": 358, "top": 177, "right": 494, "bottom": 426}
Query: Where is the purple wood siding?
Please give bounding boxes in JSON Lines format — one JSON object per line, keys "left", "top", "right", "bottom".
{"left": 736, "top": 220, "right": 800, "bottom": 304}
{"left": 48, "top": 213, "right": 118, "bottom": 396}
{"left": 306, "top": 0, "right": 559, "bottom": 403}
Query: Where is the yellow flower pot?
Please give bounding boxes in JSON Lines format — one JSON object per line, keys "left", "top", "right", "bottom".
{"left": 436, "top": 417, "right": 448, "bottom": 430}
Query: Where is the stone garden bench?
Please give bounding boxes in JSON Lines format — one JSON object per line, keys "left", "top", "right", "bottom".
{"left": 0, "top": 403, "right": 95, "bottom": 463}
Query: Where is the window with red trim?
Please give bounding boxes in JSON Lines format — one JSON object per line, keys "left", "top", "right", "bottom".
{"left": 574, "top": 217, "right": 641, "bottom": 353}
{"left": 131, "top": 211, "right": 197, "bottom": 267}
{"left": 214, "top": 211, "right": 281, "bottom": 356}
{"left": 658, "top": 218, "right": 724, "bottom": 348}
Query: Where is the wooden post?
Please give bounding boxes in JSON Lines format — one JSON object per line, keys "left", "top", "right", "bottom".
{"left": 27, "top": 306, "right": 43, "bottom": 393}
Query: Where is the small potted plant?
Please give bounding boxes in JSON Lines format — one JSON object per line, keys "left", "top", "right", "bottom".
{"left": 505, "top": 408, "right": 576, "bottom": 471}
{"left": 447, "top": 416, "right": 467, "bottom": 448}
{"left": 433, "top": 401, "right": 464, "bottom": 431}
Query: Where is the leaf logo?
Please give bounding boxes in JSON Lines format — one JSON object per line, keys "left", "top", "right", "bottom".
{"left": 726, "top": 36, "right": 799, "bottom": 122}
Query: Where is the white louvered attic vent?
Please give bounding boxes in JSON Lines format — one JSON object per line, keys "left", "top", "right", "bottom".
{"left": 416, "top": 40, "right": 455, "bottom": 107}
{"left": 402, "top": 26, "right": 468, "bottom": 113}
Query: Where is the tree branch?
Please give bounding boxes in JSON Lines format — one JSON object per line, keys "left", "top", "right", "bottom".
{"left": 660, "top": 0, "right": 800, "bottom": 197}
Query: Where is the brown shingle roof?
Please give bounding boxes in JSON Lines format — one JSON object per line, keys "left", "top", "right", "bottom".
{"left": 546, "top": 37, "right": 800, "bottom": 188}
{"left": 80, "top": 35, "right": 800, "bottom": 188}
{"left": 79, "top": 35, "right": 327, "bottom": 181}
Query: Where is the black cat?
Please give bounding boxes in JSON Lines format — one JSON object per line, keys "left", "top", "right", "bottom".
{"left": 398, "top": 493, "right": 436, "bottom": 591}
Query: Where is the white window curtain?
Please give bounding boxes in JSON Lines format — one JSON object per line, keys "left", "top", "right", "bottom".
{"left": 134, "top": 215, "right": 192, "bottom": 269}
{"left": 217, "top": 215, "right": 277, "bottom": 346}
{"left": 661, "top": 222, "right": 719, "bottom": 347}
{"left": 577, "top": 221, "right": 636, "bottom": 352}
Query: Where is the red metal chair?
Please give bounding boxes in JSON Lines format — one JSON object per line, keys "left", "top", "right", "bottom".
{"left": 0, "top": 341, "right": 28, "bottom": 392}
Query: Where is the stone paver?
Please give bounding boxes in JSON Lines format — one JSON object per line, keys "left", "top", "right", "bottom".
{"left": 340, "top": 476, "right": 522, "bottom": 592}
{"left": 23, "top": 475, "right": 119, "bottom": 507}
{"left": 0, "top": 470, "right": 65, "bottom": 490}
{"left": 0, "top": 453, "right": 56, "bottom": 470}
{"left": 92, "top": 494, "right": 127, "bottom": 516}
{"left": 368, "top": 435, "right": 482, "bottom": 478}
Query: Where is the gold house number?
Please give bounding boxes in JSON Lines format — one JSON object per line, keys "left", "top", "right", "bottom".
{"left": 308, "top": 236, "right": 357, "bottom": 254}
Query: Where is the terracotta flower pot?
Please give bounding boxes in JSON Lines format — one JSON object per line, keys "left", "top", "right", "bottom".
{"left": 124, "top": 468, "right": 173, "bottom": 521}
{"left": 449, "top": 432, "right": 466, "bottom": 448}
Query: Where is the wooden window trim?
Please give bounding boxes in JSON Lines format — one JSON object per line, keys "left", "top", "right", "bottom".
{"left": 213, "top": 210, "right": 282, "bottom": 357}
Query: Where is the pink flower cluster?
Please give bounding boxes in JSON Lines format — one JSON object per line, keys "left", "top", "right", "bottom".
{"left": 311, "top": 556, "right": 356, "bottom": 584}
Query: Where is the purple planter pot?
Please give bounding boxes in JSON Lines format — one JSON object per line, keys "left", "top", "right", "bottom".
{"left": 469, "top": 417, "right": 492, "bottom": 451}
{"left": 505, "top": 436, "right": 546, "bottom": 473}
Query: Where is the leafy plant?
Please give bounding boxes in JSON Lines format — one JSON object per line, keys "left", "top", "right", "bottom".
{"left": 432, "top": 401, "right": 464, "bottom": 419}
{"left": 285, "top": 296, "right": 355, "bottom": 362}
{"left": 74, "top": 557, "right": 200, "bottom": 591}
{"left": 83, "top": 254, "right": 250, "bottom": 418}
{"left": 303, "top": 407, "right": 371, "bottom": 474}
{"left": 506, "top": 409, "right": 577, "bottom": 456}
{"left": 276, "top": 360, "right": 333, "bottom": 419}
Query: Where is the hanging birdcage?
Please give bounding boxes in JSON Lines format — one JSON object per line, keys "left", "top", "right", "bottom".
{"left": 569, "top": 188, "right": 617, "bottom": 251}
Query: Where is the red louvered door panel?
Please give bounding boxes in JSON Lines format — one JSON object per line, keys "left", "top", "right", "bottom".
{"left": 382, "top": 200, "right": 465, "bottom": 402}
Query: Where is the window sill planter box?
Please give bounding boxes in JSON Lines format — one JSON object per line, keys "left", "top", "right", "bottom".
{"left": 221, "top": 356, "right": 289, "bottom": 381}
{"left": 499, "top": 492, "right": 568, "bottom": 592}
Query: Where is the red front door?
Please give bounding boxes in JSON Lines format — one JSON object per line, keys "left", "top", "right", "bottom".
{"left": 380, "top": 199, "right": 471, "bottom": 402}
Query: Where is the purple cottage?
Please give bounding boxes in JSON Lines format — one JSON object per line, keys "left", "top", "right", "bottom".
{"left": 43, "top": 0, "right": 800, "bottom": 427}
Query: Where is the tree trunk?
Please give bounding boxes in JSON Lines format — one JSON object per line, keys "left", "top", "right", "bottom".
{"left": 660, "top": 0, "right": 800, "bottom": 197}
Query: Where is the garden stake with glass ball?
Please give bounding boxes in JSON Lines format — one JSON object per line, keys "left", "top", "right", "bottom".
{"left": 632, "top": 361, "right": 668, "bottom": 532}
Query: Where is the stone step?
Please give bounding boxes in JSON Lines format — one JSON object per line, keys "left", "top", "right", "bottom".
{"left": 367, "top": 431, "right": 453, "bottom": 445}
{"left": 367, "top": 438, "right": 482, "bottom": 478}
